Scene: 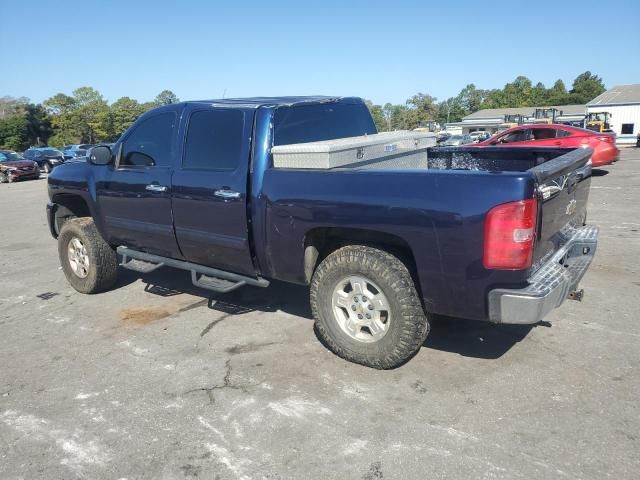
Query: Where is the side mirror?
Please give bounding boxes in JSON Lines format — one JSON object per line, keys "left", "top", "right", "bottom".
{"left": 89, "top": 146, "right": 113, "bottom": 165}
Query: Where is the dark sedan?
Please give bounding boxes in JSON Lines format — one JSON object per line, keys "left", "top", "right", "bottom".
{"left": 0, "top": 151, "right": 40, "bottom": 183}
{"left": 23, "top": 148, "right": 65, "bottom": 173}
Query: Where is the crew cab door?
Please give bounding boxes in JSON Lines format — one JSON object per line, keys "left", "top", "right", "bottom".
{"left": 95, "top": 108, "right": 182, "bottom": 258}
{"left": 171, "top": 106, "right": 256, "bottom": 276}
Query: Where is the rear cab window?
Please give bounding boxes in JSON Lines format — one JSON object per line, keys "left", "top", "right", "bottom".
{"left": 273, "top": 102, "right": 377, "bottom": 146}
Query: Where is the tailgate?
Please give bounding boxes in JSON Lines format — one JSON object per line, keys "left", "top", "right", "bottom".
{"left": 530, "top": 148, "right": 593, "bottom": 269}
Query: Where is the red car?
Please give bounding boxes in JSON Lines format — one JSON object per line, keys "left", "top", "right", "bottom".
{"left": 0, "top": 150, "right": 41, "bottom": 183}
{"left": 476, "top": 124, "right": 619, "bottom": 167}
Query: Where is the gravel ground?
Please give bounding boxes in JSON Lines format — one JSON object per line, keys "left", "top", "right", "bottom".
{"left": 1, "top": 148, "right": 639, "bottom": 480}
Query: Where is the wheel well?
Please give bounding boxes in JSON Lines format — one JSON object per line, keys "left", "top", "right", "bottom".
{"left": 303, "top": 227, "right": 418, "bottom": 284}
{"left": 52, "top": 194, "right": 91, "bottom": 234}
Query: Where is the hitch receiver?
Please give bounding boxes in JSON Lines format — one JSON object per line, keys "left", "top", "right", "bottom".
{"left": 568, "top": 289, "right": 584, "bottom": 302}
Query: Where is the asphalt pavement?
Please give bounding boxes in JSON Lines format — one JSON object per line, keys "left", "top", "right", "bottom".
{"left": 1, "top": 149, "right": 639, "bottom": 479}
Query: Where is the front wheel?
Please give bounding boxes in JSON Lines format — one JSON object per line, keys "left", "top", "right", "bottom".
{"left": 58, "top": 218, "right": 118, "bottom": 294}
{"left": 310, "top": 245, "right": 430, "bottom": 369}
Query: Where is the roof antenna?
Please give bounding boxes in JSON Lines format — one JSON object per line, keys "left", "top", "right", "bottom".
{"left": 222, "top": 88, "right": 227, "bottom": 99}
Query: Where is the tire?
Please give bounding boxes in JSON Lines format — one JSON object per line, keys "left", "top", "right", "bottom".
{"left": 310, "top": 245, "right": 430, "bottom": 369}
{"left": 58, "top": 218, "right": 118, "bottom": 294}
{"left": 0, "top": 172, "right": 8, "bottom": 183}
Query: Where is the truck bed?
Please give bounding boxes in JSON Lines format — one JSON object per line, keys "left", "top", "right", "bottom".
{"left": 259, "top": 146, "right": 592, "bottom": 321}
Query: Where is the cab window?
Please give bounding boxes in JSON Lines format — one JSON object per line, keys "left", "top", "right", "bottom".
{"left": 182, "top": 109, "right": 245, "bottom": 171}
{"left": 530, "top": 128, "right": 556, "bottom": 140}
{"left": 497, "top": 129, "right": 531, "bottom": 143}
{"left": 120, "top": 112, "right": 176, "bottom": 168}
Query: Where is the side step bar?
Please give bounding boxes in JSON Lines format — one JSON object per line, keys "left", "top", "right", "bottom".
{"left": 117, "top": 246, "right": 269, "bottom": 293}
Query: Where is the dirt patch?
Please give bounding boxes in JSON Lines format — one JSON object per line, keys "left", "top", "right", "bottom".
{"left": 119, "top": 306, "right": 175, "bottom": 325}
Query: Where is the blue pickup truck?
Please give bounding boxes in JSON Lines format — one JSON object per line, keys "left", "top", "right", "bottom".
{"left": 47, "top": 96, "right": 598, "bottom": 368}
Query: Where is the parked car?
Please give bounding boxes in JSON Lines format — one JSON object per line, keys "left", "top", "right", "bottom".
{"left": 469, "top": 131, "right": 491, "bottom": 143}
{"left": 443, "top": 134, "right": 473, "bottom": 146}
{"left": 436, "top": 131, "right": 451, "bottom": 145}
{"left": 63, "top": 144, "right": 93, "bottom": 160}
{"left": 0, "top": 150, "right": 40, "bottom": 183}
{"left": 46, "top": 96, "right": 598, "bottom": 369}
{"left": 63, "top": 149, "right": 88, "bottom": 160}
{"left": 475, "top": 124, "right": 619, "bottom": 167}
{"left": 23, "top": 148, "right": 65, "bottom": 173}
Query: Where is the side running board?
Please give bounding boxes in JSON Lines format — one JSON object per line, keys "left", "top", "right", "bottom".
{"left": 117, "top": 246, "right": 269, "bottom": 293}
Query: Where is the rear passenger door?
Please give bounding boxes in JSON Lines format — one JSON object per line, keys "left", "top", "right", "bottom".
{"left": 171, "top": 106, "right": 256, "bottom": 276}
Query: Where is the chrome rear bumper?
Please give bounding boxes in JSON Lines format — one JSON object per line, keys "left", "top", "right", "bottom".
{"left": 488, "top": 225, "right": 598, "bottom": 324}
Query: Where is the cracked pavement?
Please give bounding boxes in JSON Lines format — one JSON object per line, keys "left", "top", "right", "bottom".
{"left": 1, "top": 148, "right": 639, "bottom": 479}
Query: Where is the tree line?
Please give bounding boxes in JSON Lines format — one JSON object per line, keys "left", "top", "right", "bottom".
{"left": 0, "top": 71, "right": 606, "bottom": 151}
{"left": 0, "top": 88, "right": 179, "bottom": 151}
{"left": 366, "top": 71, "right": 606, "bottom": 132}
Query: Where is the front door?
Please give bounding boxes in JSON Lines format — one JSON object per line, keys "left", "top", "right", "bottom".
{"left": 95, "top": 108, "right": 183, "bottom": 258}
{"left": 171, "top": 106, "right": 256, "bottom": 276}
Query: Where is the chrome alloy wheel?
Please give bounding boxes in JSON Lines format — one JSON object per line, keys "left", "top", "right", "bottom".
{"left": 331, "top": 275, "right": 391, "bottom": 343}
{"left": 68, "top": 237, "right": 89, "bottom": 278}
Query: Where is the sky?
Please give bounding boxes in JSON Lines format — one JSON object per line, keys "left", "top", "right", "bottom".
{"left": 1, "top": 0, "right": 639, "bottom": 106}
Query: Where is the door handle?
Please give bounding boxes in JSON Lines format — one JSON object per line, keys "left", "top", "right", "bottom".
{"left": 145, "top": 184, "right": 169, "bottom": 193}
{"left": 214, "top": 189, "right": 241, "bottom": 199}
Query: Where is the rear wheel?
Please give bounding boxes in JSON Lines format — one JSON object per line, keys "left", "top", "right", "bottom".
{"left": 310, "top": 245, "right": 430, "bottom": 369}
{"left": 58, "top": 218, "right": 118, "bottom": 294}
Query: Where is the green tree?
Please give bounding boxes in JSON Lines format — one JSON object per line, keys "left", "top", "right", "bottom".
{"left": 569, "top": 71, "right": 605, "bottom": 104}
{"left": 43, "top": 93, "right": 80, "bottom": 145}
{"left": 104, "top": 97, "right": 146, "bottom": 140}
{"left": 456, "top": 84, "right": 486, "bottom": 114}
{"left": 365, "top": 100, "right": 386, "bottom": 132}
{"left": 44, "top": 88, "right": 109, "bottom": 144}
{"left": 0, "top": 115, "right": 29, "bottom": 150}
{"left": 405, "top": 93, "right": 438, "bottom": 129}
{"left": 154, "top": 90, "right": 179, "bottom": 106}
{"left": 24, "top": 104, "right": 52, "bottom": 146}
{"left": 531, "top": 82, "right": 550, "bottom": 106}
{"left": 548, "top": 79, "right": 568, "bottom": 104}
{"left": 72, "top": 87, "right": 110, "bottom": 143}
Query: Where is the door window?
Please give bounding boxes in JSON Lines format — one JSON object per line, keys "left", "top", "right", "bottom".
{"left": 120, "top": 112, "right": 176, "bottom": 168}
{"left": 183, "top": 109, "right": 245, "bottom": 171}
{"left": 530, "top": 128, "right": 556, "bottom": 140}
{"left": 556, "top": 129, "right": 572, "bottom": 138}
{"left": 498, "top": 129, "right": 531, "bottom": 143}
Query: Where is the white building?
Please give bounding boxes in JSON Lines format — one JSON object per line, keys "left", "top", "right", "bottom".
{"left": 587, "top": 84, "right": 640, "bottom": 144}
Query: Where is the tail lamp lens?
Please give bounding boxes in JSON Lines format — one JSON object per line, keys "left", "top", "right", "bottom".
{"left": 483, "top": 198, "right": 538, "bottom": 270}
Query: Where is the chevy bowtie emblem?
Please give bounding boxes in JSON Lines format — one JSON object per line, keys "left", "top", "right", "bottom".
{"left": 566, "top": 199, "right": 577, "bottom": 215}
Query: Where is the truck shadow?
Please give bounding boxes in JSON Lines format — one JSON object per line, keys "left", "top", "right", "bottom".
{"left": 120, "top": 267, "right": 535, "bottom": 360}
{"left": 424, "top": 315, "right": 535, "bottom": 360}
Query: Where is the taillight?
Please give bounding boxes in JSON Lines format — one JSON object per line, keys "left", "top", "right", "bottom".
{"left": 596, "top": 135, "right": 613, "bottom": 143}
{"left": 483, "top": 198, "right": 538, "bottom": 270}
